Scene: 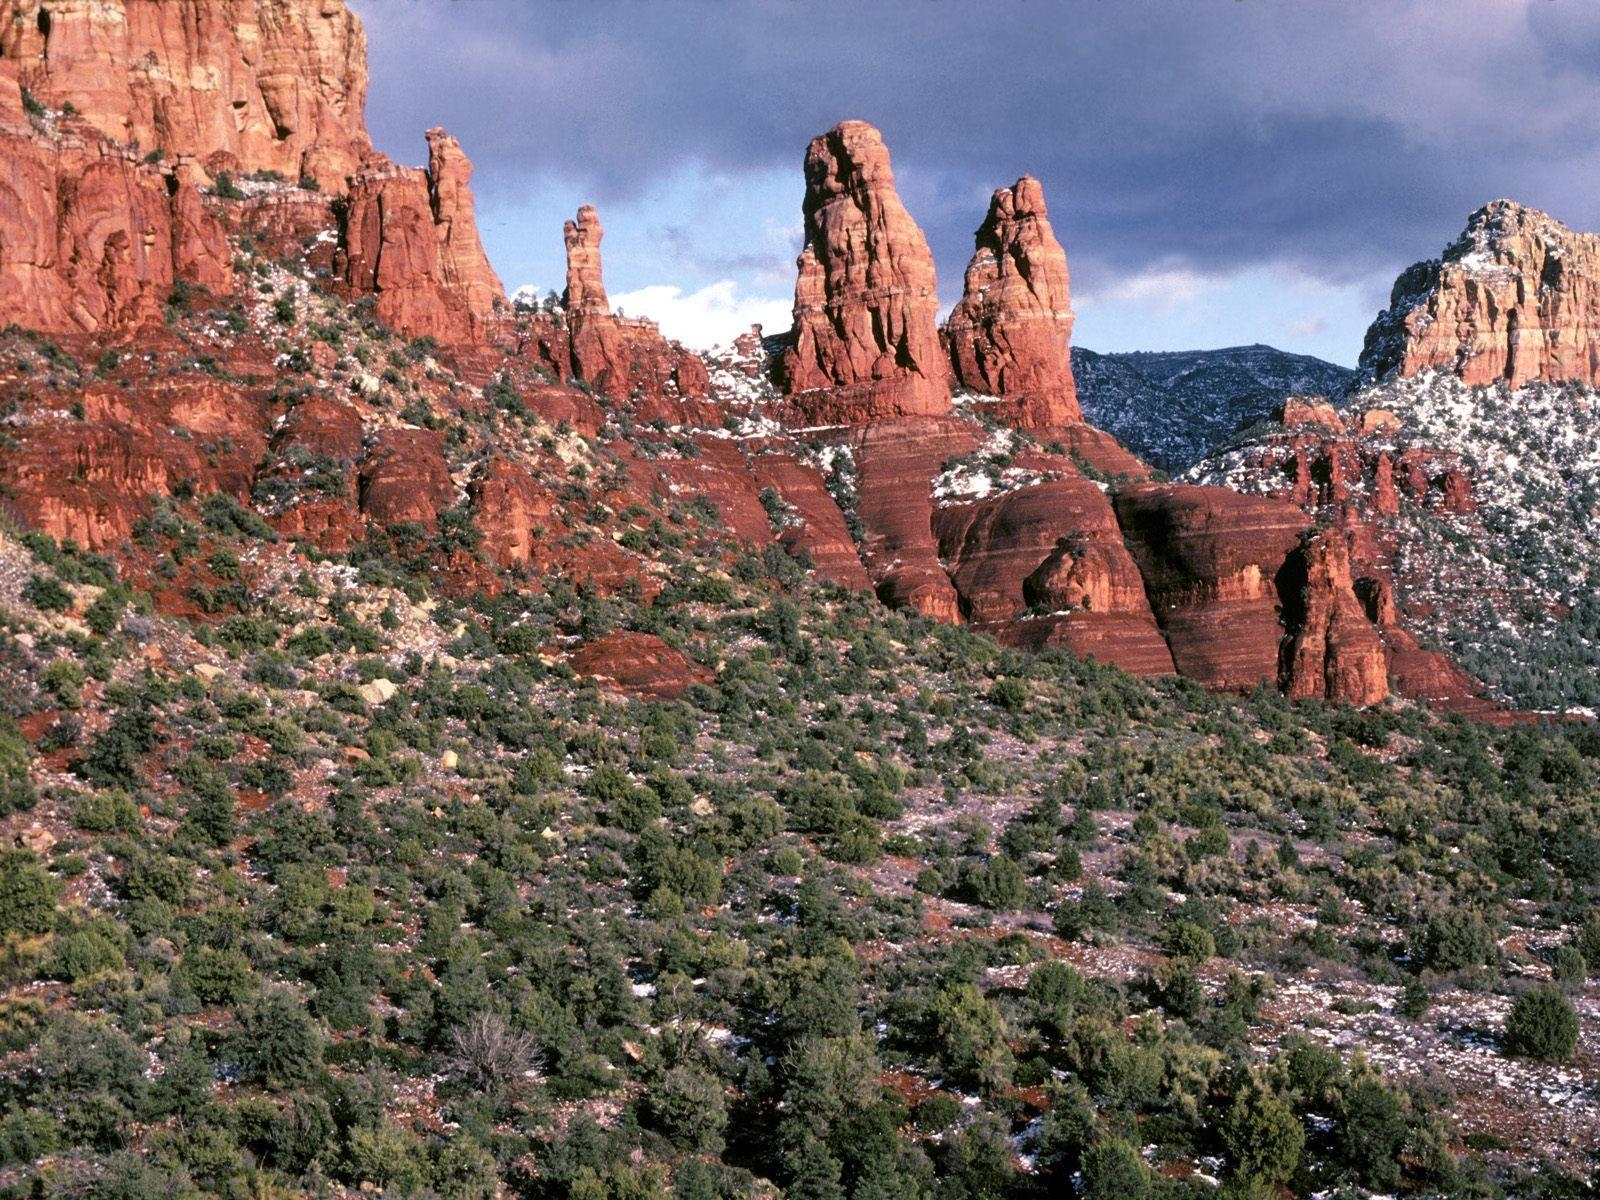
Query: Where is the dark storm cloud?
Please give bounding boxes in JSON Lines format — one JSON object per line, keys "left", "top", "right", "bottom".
{"left": 353, "top": 0, "right": 1600, "bottom": 301}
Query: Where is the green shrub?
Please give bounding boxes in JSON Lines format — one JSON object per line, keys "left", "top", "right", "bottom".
{"left": 46, "top": 929, "right": 125, "bottom": 982}
{"left": 236, "top": 990, "right": 324, "bottom": 1084}
{"left": 1504, "top": 987, "right": 1580, "bottom": 1062}
{"left": 1218, "top": 1075, "right": 1304, "bottom": 1184}
{"left": 0, "top": 852, "right": 59, "bottom": 936}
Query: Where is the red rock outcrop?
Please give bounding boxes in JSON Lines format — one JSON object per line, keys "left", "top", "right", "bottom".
{"left": 847, "top": 420, "right": 975, "bottom": 620}
{"left": 425, "top": 129, "right": 502, "bottom": 326}
{"left": 259, "top": 396, "right": 363, "bottom": 549}
{"left": 569, "top": 631, "right": 714, "bottom": 701}
{"left": 337, "top": 133, "right": 504, "bottom": 345}
{"left": 0, "top": 93, "right": 233, "bottom": 333}
{"left": 0, "top": 379, "right": 268, "bottom": 550}
{"left": 358, "top": 426, "right": 453, "bottom": 528}
{"left": 1362, "top": 200, "right": 1600, "bottom": 387}
{"left": 778, "top": 121, "right": 949, "bottom": 423}
{"left": 560, "top": 204, "right": 711, "bottom": 409}
{"left": 747, "top": 450, "right": 872, "bottom": 591}
{"left": 1113, "top": 484, "right": 1310, "bottom": 692}
{"left": 0, "top": 0, "right": 371, "bottom": 191}
{"left": 469, "top": 458, "right": 553, "bottom": 569}
{"left": 1278, "top": 530, "right": 1389, "bottom": 705}
{"left": 944, "top": 176, "right": 1081, "bottom": 429}
{"left": 933, "top": 479, "right": 1174, "bottom": 676}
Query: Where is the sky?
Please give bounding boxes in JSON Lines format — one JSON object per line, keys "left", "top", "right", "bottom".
{"left": 351, "top": 0, "right": 1600, "bottom": 365}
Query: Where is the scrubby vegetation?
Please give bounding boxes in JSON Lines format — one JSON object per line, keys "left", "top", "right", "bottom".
{"left": 2, "top": 489, "right": 1600, "bottom": 1200}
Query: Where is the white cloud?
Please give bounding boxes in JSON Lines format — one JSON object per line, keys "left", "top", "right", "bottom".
{"left": 606, "top": 280, "right": 793, "bottom": 351}
{"left": 1078, "top": 268, "right": 1213, "bottom": 312}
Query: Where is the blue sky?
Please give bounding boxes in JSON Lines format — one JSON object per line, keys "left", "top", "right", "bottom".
{"left": 352, "top": 0, "right": 1600, "bottom": 365}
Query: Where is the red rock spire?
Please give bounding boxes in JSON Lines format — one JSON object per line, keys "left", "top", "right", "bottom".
{"left": 779, "top": 120, "right": 950, "bottom": 423}
{"left": 945, "top": 175, "right": 1082, "bottom": 429}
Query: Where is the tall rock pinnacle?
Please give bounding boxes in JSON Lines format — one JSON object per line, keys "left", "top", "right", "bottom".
{"left": 337, "top": 130, "right": 505, "bottom": 344}
{"left": 562, "top": 204, "right": 609, "bottom": 315}
{"left": 559, "top": 205, "right": 710, "bottom": 405}
{"left": 945, "top": 176, "right": 1081, "bottom": 428}
{"left": 778, "top": 120, "right": 950, "bottom": 423}
{"left": 1362, "top": 199, "right": 1600, "bottom": 388}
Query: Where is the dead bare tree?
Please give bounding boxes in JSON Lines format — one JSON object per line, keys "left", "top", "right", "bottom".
{"left": 444, "top": 1013, "right": 546, "bottom": 1096}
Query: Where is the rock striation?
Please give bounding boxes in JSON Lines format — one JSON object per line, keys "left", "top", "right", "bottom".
{"left": 336, "top": 131, "right": 505, "bottom": 344}
{"left": 561, "top": 204, "right": 710, "bottom": 407}
{"left": 944, "top": 176, "right": 1081, "bottom": 429}
{"left": 778, "top": 120, "right": 949, "bottom": 423}
{"left": 1363, "top": 200, "right": 1600, "bottom": 387}
{"left": 0, "top": 0, "right": 372, "bottom": 191}
{"left": 933, "top": 478, "right": 1174, "bottom": 675}
{"left": 1113, "top": 484, "right": 1311, "bottom": 693}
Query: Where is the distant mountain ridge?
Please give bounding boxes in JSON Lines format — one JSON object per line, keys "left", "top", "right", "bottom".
{"left": 1073, "top": 343, "right": 1360, "bottom": 471}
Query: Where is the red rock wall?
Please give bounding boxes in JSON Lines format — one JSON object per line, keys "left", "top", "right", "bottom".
{"left": 933, "top": 479, "right": 1174, "bottom": 676}
{"left": 1113, "top": 483, "right": 1309, "bottom": 692}
{"left": 0, "top": 0, "right": 371, "bottom": 191}
{"left": 0, "top": 112, "right": 232, "bottom": 333}
{"left": 1277, "top": 530, "right": 1389, "bottom": 705}
{"left": 336, "top": 133, "right": 504, "bottom": 345}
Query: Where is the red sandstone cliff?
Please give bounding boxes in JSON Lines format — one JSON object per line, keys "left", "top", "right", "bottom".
{"left": 0, "top": 0, "right": 370, "bottom": 190}
{"left": 944, "top": 175, "right": 1081, "bottom": 429}
{"left": 778, "top": 120, "right": 949, "bottom": 423}
{"left": 1362, "top": 200, "right": 1600, "bottom": 388}
{"left": 337, "top": 131, "right": 505, "bottom": 345}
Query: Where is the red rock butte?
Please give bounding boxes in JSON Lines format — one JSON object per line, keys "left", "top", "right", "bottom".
{"left": 1362, "top": 199, "right": 1600, "bottom": 388}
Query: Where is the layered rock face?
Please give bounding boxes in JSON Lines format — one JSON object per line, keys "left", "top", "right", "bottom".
{"left": 1114, "top": 484, "right": 1310, "bottom": 692}
{"left": 336, "top": 132, "right": 505, "bottom": 344}
{"left": 1362, "top": 200, "right": 1600, "bottom": 387}
{"left": 561, "top": 204, "right": 710, "bottom": 407}
{"left": 0, "top": 123, "right": 233, "bottom": 333}
{"left": 1278, "top": 530, "right": 1389, "bottom": 705}
{"left": 944, "top": 176, "right": 1081, "bottom": 428}
{"left": 0, "top": 0, "right": 371, "bottom": 191}
{"left": 1188, "top": 401, "right": 1498, "bottom": 712}
{"left": 933, "top": 479, "right": 1174, "bottom": 675}
{"left": 778, "top": 121, "right": 949, "bottom": 423}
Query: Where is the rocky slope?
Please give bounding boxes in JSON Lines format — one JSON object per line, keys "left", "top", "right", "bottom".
{"left": 1074, "top": 344, "right": 1360, "bottom": 472}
